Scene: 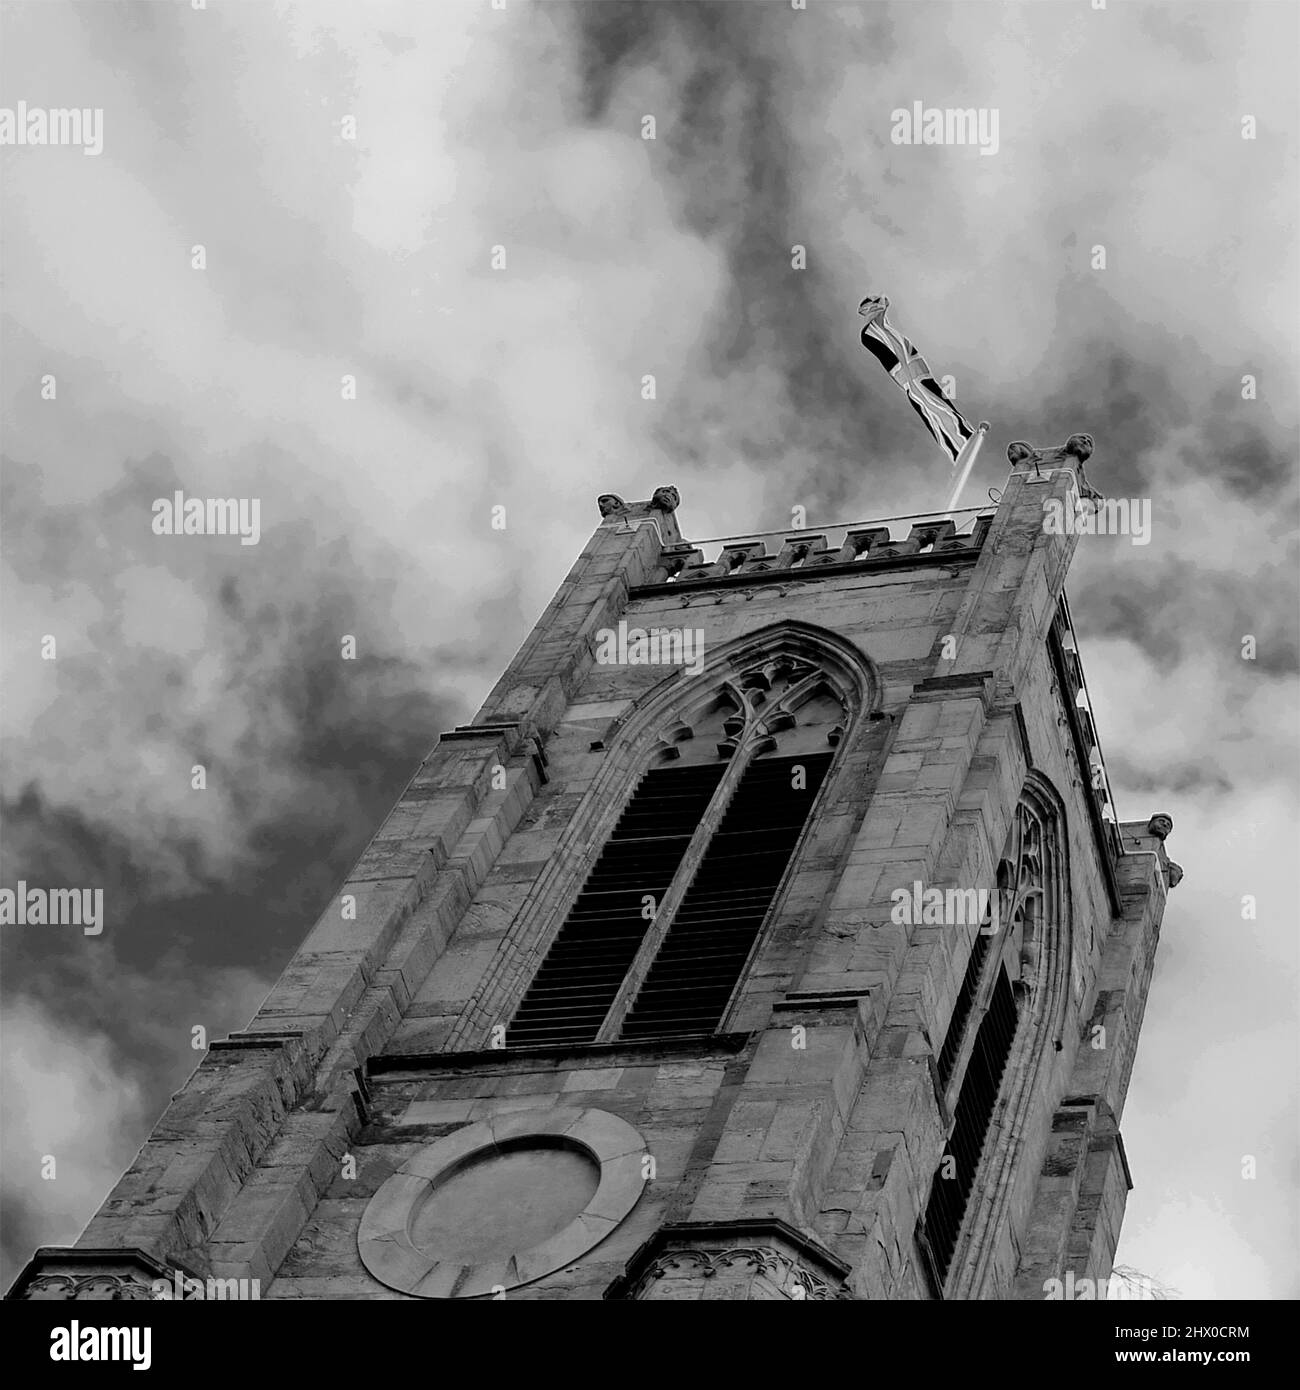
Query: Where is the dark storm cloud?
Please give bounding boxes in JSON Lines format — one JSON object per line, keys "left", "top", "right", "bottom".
{"left": 570, "top": 0, "right": 930, "bottom": 523}
{"left": 1, "top": 0, "right": 1294, "bottom": 1297}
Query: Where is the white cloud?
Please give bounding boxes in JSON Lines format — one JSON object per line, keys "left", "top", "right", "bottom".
{"left": 1, "top": 0, "right": 1294, "bottom": 1299}
{"left": 0, "top": 998, "right": 151, "bottom": 1254}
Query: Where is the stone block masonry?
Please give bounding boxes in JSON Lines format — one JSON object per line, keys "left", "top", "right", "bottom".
{"left": 9, "top": 453, "right": 1175, "bottom": 1302}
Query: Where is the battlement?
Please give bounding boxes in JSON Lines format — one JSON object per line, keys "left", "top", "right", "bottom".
{"left": 1050, "top": 592, "right": 1126, "bottom": 867}
{"left": 635, "top": 507, "right": 994, "bottom": 591}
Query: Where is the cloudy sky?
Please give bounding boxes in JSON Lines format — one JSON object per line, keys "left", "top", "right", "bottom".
{"left": 1, "top": 0, "right": 1296, "bottom": 1297}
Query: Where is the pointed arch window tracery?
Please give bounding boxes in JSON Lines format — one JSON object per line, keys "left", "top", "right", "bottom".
{"left": 506, "top": 645, "right": 859, "bottom": 1048}
{"left": 918, "top": 783, "right": 1068, "bottom": 1297}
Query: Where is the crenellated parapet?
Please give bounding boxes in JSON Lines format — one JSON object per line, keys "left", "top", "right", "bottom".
{"left": 1049, "top": 595, "right": 1125, "bottom": 867}
{"left": 638, "top": 511, "right": 994, "bottom": 590}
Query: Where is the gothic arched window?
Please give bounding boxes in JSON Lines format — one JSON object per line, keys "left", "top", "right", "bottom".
{"left": 506, "top": 643, "right": 859, "bottom": 1048}
{"left": 918, "top": 781, "right": 1069, "bottom": 1297}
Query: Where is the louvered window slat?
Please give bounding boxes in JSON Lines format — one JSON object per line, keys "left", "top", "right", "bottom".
{"left": 936, "top": 931, "right": 991, "bottom": 1089}
{"left": 619, "top": 753, "right": 831, "bottom": 1041}
{"left": 506, "top": 764, "right": 725, "bottom": 1046}
{"left": 921, "top": 965, "right": 1018, "bottom": 1291}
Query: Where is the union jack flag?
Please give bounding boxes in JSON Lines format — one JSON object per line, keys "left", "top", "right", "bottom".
{"left": 857, "top": 294, "right": 976, "bottom": 465}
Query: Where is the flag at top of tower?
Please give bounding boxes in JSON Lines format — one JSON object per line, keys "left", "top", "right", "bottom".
{"left": 857, "top": 294, "right": 977, "bottom": 465}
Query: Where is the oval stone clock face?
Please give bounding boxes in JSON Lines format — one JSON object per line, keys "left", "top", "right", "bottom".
{"left": 358, "top": 1107, "right": 648, "bottom": 1298}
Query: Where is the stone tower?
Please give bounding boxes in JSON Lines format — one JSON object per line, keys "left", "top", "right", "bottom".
{"left": 10, "top": 438, "right": 1180, "bottom": 1302}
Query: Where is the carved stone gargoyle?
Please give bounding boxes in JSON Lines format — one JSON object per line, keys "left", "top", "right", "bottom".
{"left": 597, "top": 486, "right": 680, "bottom": 520}
{"left": 1007, "top": 433, "right": 1102, "bottom": 502}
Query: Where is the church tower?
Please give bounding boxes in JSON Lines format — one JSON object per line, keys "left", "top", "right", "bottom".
{"left": 10, "top": 436, "right": 1180, "bottom": 1301}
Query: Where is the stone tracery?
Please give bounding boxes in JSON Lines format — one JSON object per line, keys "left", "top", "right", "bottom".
{"left": 644, "top": 649, "right": 852, "bottom": 766}
{"left": 943, "top": 774, "right": 1073, "bottom": 1298}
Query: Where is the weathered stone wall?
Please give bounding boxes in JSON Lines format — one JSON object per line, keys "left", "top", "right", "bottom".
{"left": 15, "top": 461, "right": 1173, "bottom": 1302}
{"left": 270, "top": 1047, "right": 742, "bottom": 1299}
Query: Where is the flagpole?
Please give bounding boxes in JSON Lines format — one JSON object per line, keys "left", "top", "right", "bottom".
{"left": 944, "top": 421, "right": 991, "bottom": 512}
